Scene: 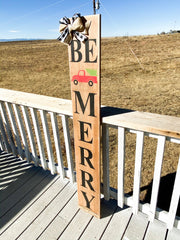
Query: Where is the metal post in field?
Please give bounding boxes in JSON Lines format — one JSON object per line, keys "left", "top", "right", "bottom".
{"left": 93, "top": 0, "right": 96, "bottom": 14}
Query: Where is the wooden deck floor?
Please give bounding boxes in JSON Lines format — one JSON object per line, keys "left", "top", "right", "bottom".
{"left": 0, "top": 151, "right": 180, "bottom": 240}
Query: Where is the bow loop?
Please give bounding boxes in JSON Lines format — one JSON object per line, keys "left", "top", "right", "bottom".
{"left": 59, "top": 16, "right": 70, "bottom": 25}
{"left": 57, "top": 13, "right": 91, "bottom": 45}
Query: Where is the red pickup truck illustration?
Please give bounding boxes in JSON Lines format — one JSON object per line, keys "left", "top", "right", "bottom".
{"left": 72, "top": 70, "right": 97, "bottom": 86}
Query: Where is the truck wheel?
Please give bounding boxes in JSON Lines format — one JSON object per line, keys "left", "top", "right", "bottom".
{"left": 88, "top": 81, "right": 93, "bottom": 86}
{"left": 74, "top": 79, "right": 78, "bottom": 85}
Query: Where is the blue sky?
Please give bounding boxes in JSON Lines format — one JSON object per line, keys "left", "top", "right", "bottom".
{"left": 0, "top": 0, "right": 180, "bottom": 39}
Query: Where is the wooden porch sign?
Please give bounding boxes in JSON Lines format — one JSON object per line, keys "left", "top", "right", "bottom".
{"left": 65, "top": 14, "right": 101, "bottom": 217}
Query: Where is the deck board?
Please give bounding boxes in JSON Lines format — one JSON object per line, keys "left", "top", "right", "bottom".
{"left": 0, "top": 165, "right": 40, "bottom": 202}
{"left": 58, "top": 208, "right": 93, "bottom": 240}
{"left": 0, "top": 167, "right": 50, "bottom": 219}
{"left": 0, "top": 176, "right": 67, "bottom": 240}
{"left": 0, "top": 152, "right": 180, "bottom": 240}
{"left": 0, "top": 152, "right": 33, "bottom": 191}
{"left": 144, "top": 220, "right": 167, "bottom": 240}
{"left": 79, "top": 199, "right": 117, "bottom": 240}
{"left": 166, "top": 227, "right": 180, "bottom": 240}
{"left": 100, "top": 207, "right": 133, "bottom": 240}
{"left": 17, "top": 182, "right": 77, "bottom": 240}
{"left": 123, "top": 212, "right": 149, "bottom": 240}
{"left": 0, "top": 171, "right": 57, "bottom": 234}
{"left": 38, "top": 193, "right": 79, "bottom": 240}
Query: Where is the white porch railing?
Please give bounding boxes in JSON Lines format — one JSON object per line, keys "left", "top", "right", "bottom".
{"left": 0, "top": 89, "right": 74, "bottom": 182}
{"left": 0, "top": 88, "right": 179, "bottom": 230}
{"left": 102, "top": 109, "right": 180, "bottom": 230}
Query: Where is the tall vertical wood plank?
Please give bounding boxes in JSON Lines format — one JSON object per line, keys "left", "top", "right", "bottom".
{"left": 68, "top": 14, "right": 101, "bottom": 217}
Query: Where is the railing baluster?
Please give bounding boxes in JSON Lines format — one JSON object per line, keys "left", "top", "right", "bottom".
{"left": 167, "top": 155, "right": 180, "bottom": 229}
{"left": 30, "top": 108, "right": 47, "bottom": 170}
{"left": 0, "top": 102, "right": 17, "bottom": 156}
{"left": 50, "top": 112, "right": 65, "bottom": 178}
{"left": 61, "top": 115, "right": 74, "bottom": 182}
{"left": 40, "top": 110, "right": 56, "bottom": 174}
{"left": 0, "top": 132, "right": 3, "bottom": 150}
{"left": 133, "top": 131, "right": 144, "bottom": 214}
{"left": 13, "top": 104, "right": 31, "bottom": 162}
{"left": 0, "top": 113, "right": 11, "bottom": 152}
{"left": 5, "top": 102, "right": 24, "bottom": 158}
{"left": 149, "top": 135, "right": 166, "bottom": 221}
{"left": 102, "top": 123, "right": 110, "bottom": 201}
{"left": 118, "top": 127, "right": 125, "bottom": 208}
{"left": 21, "top": 105, "right": 39, "bottom": 166}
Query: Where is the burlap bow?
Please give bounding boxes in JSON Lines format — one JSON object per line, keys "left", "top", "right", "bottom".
{"left": 57, "top": 13, "right": 91, "bottom": 45}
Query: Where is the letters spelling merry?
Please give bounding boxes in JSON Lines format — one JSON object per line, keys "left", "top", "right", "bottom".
{"left": 74, "top": 91, "right": 96, "bottom": 209}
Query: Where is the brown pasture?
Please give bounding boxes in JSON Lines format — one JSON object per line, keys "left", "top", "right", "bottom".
{"left": 0, "top": 34, "right": 180, "bottom": 201}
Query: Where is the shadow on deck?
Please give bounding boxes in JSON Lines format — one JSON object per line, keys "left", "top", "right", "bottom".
{"left": 0, "top": 151, "right": 180, "bottom": 240}
{"left": 0, "top": 151, "right": 56, "bottom": 229}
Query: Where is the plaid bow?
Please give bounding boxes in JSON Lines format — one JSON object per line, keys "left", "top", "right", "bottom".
{"left": 57, "top": 13, "right": 90, "bottom": 45}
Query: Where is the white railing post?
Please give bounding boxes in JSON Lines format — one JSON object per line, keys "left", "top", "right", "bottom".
{"left": 118, "top": 127, "right": 125, "bottom": 208}
{"left": 133, "top": 131, "right": 144, "bottom": 214}
{"left": 50, "top": 112, "right": 65, "bottom": 178}
{"left": 0, "top": 132, "right": 3, "bottom": 151}
{"left": 40, "top": 109, "right": 56, "bottom": 174}
{"left": 5, "top": 102, "right": 24, "bottom": 158}
{"left": 167, "top": 155, "right": 180, "bottom": 229}
{"left": 0, "top": 113, "right": 11, "bottom": 152}
{"left": 102, "top": 123, "right": 110, "bottom": 201}
{"left": 149, "top": 135, "right": 166, "bottom": 221}
{"left": 13, "top": 104, "right": 31, "bottom": 162}
{"left": 0, "top": 102, "right": 17, "bottom": 156}
{"left": 61, "top": 115, "right": 74, "bottom": 182}
{"left": 30, "top": 108, "right": 47, "bottom": 170}
{"left": 21, "top": 105, "right": 39, "bottom": 166}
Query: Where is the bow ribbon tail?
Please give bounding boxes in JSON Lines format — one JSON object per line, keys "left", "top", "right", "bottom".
{"left": 57, "top": 27, "right": 73, "bottom": 44}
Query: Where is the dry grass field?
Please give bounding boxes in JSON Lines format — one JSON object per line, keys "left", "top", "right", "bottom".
{"left": 0, "top": 34, "right": 180, "bottom": 204}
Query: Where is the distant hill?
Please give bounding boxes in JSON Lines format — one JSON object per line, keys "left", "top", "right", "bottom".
{"left": 0, "top": 38, "right": 47, "bottom": 42}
